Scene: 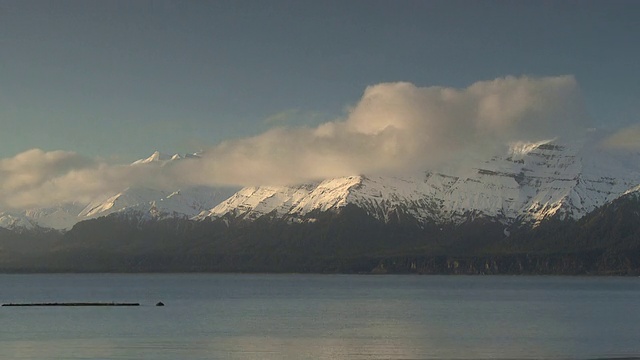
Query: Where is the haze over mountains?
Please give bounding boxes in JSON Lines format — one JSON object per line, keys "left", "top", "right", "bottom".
{"left": 0, "top": 76, "right": 603, "bottom": 209}
{"left": 1, "top": 130, "right": 639, "bottom": 231}
{"left": 200, "top": 134, "right": 640, "bottom": 227}
{"left": 0, "top": 151, "right": 238, "bottom": 230}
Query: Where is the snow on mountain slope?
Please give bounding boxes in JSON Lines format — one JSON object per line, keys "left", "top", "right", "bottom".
{"left": 79, "top": 187, "right": 170, "bottom": 218}
{"left": 130, "top": 151, "right": 190, "bottom": 165}
{"left": 0, "top": 212, "right": 36, "bottom": 231}
{"left": 292, "top": 176, "right": 443, "bottom": 223}
{"left": 80, "top": 186, "right": 236, "bottom": 221}
{"left": 620, "top": 185, "right": 640, "bottom": 200}
{"left": 200, "top": 183, "right": 318, "bottom": 221}
{"left": 0, "top": 151, "right": 234, "bottom": 231}
{"left": 3, "top": 139, "right": 638, "bottom": 232}
{"left": 203, "top": 174, "right": 453, "bottom": 224}
{"left": 201, "top": 136, "right": 640, "bottom": 226}
{"left": 0, "top": 186, "right": 236, "bottom": 231}
{"left": 23, "top": 203, "right": 86, "bottom": 230}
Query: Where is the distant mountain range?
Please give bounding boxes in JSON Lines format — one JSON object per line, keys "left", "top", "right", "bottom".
{"left": 0, "top": 151, "right": 237, "bottom": 231}
{"left": 1, "top": 133, "right": 639, "bottom": 274}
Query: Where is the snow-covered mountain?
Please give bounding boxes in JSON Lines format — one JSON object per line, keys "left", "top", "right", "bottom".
{"left": 2, "top": 135, "right": 639, "bottom": 233}
{"left": 198, "top": 176, "right": 444, "bottom": 224}
{"left": 0, "top": 152, "right": 236, "bottom": 230}
{"left": 130, "top": 150, "right": 200, "bottom": 165}
{"left": 199, "top": 136, "right": 640, "bottom": 226}
{"left": 79, "top": 186, "right": 235, "bottom": 222}
{"left": 0, "top": 211, "right": 36, "bottom": 232}
{"left": 23, "top": 203, "right": 87, "bottom": 230}
{"left": 621, "top": 184, "right": 640, "bottom": 199}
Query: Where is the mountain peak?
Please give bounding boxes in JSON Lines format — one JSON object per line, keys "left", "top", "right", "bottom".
{"left": 131, "top": 151, "right": 180, "bottom": 165}
{"left": 3, "top": 137, "right": 640, "bottom": 232}
{"left": 202, "top": 137, "right": 640, "bottom": 226}
{"left": 0, "top": 212, "right": 35, "bottom": 231}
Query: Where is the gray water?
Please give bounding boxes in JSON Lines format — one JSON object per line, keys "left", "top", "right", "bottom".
{"left": 1, "top": 274, "right": 639, "bottom": 360}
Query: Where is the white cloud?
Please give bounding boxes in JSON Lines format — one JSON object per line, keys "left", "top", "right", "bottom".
{"left": 0, "top": 149, "right": 179, "bottom": 209}
{"left": 0, "top": 75, "right": 592, "bottom": 210}
{"left": 180, "top": 75, "right": 590, "bottom": 186}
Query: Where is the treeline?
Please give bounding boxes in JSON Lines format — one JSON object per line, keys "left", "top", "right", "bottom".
{"left": 1, "top": 195, "right": 639, "bottom": 274}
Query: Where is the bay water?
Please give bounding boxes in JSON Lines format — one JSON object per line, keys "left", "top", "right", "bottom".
{"left": 1, "top": 274, "right": 639, "bottom": 359}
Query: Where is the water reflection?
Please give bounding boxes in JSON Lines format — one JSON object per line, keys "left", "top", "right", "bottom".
{"left": 1, "top": 274, "right": 640, "bottom": 360}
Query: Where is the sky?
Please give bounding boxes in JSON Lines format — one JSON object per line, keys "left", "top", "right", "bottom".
{"left": 1, "top": 0, "right": 640, "bottom": 210}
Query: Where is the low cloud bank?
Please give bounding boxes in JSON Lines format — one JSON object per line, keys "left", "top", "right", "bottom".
{"left": 0, "top": 149, "right": 182, "bottom": 209}
{"left": 1, "top": 75, "right": 593, "bottom": 210}
{"left": 180, "top": 75, "right": 589, "bottom": 185}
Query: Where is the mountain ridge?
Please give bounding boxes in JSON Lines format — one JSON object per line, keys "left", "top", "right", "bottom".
{"left": 199, "top": 137, "right": 640, "bottom": 228}
{"left": 1, "top": 134, "right": 639, "bottom": 232}
{"left": 0, "top": 152, "right": 236, "bottom": 230}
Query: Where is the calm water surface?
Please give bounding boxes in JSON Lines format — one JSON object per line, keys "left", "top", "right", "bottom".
{"left": 1, "top": 274, "right": 639, "bottom": 360}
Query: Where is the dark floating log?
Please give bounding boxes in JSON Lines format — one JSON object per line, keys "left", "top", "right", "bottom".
{"left": 2, "top": 302, "right": 140, "bottom": 307}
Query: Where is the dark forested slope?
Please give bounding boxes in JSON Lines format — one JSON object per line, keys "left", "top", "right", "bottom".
{"left": 1, "top": 194, "right": 639, "bottom": 274}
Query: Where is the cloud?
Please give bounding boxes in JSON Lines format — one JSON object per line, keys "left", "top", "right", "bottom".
{"left": 0, "top": 75, "right": 592, "bottom": 210}
{"left": 601, "top": 124, "right": 640, "bottom": 150}
{"left": 0, "top": 149, "right": 179, "bottom": 209}
{"left": 180, "top": 75, "right": 590, "bottom": 186}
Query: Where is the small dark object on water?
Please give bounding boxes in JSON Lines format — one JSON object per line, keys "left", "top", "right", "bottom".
{"left": 156, "top": 301, "right": 164, "bottom": 306}
{"left": 2, "top": 302, "right": 140, "bottom": 307}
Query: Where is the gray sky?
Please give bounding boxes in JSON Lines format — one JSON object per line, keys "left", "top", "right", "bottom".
{"left": 1, "top": 1, "right": 640, "bottom": 209}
